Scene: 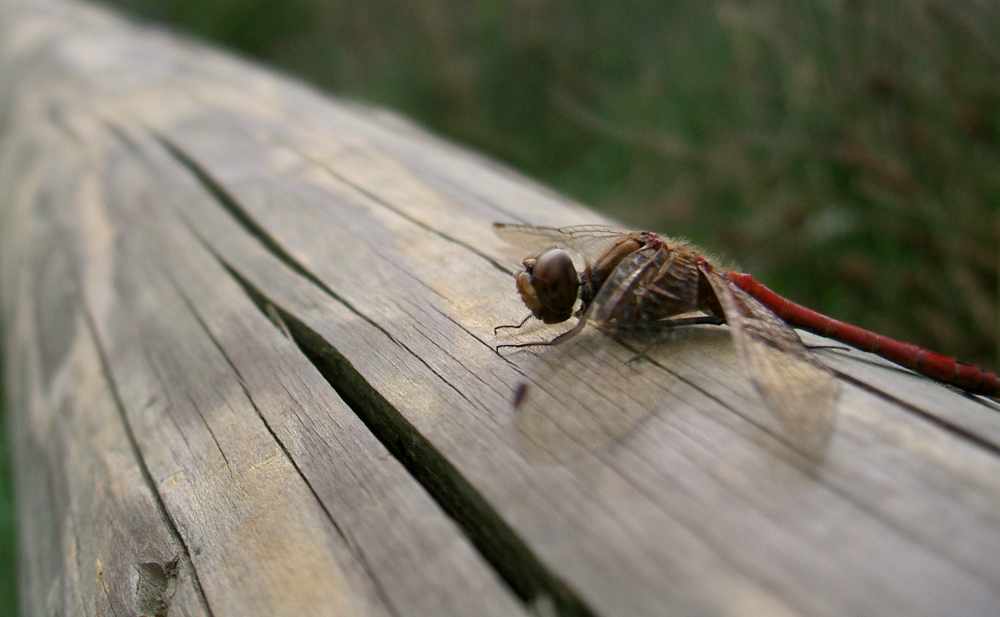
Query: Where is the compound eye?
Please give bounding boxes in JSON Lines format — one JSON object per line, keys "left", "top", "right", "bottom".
{"left": 530, "top": 249, "right": 579, "bottom": 323}
{"left": 533, "top": 249, "right": 574, "bottom": 285}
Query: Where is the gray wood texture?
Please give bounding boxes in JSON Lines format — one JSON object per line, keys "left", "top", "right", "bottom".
{"left": 3, "top": 1, "right": 1000, "bottom": 616}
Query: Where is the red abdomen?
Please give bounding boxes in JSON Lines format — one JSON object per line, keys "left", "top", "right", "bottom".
{"left": 726, "top": 272, "right": 1000, "bottom": 397}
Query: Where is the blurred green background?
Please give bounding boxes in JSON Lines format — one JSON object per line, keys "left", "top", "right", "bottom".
{"left": 2, "top": 0, "right": 999, "bottom": 613}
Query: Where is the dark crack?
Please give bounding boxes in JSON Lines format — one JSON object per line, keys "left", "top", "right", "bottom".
{"left": 153, "top": 129, "right": 486, "bottom": 427}
{"left": 827, "top": 366, "right": 1000, "bottom": 458}
{"left": 253, "top": 132, "right": 514, "bottom": 278}
{"left": 635, "top": 344, "right": 1000, "bottom": 588}
{"left": 81, "top": 301, "right": 216, "bottom": 617}
{"left": 195, "top": 245, "right": 597, "bottom": 617}
{"left": 179, "top": 389, "right": 234, "bottom": 479}
{"left": 162, "top": 266, "right": 403, "bottom": 617}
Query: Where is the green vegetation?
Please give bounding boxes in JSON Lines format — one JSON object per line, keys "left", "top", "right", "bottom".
{"left": 103, "top": 0, "right": 999, "bottom": 366}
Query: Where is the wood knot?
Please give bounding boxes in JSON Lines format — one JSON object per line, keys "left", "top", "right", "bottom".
{"left": 133, "top": 556, "right": 179, "bottom": 617}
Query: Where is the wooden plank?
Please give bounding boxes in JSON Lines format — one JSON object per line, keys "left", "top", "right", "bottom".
{"left": 1, "top": 128, "right": 209, "bottom": 617}
{"left": 96, "top": 116, "right": 526, "bottom": 617}
{"left": 172, "top": 39, "right": 995, "bottom": 616}
{"left": 139, "top": 112, "right": 1000, "bottom": 616}
{"left": 3, "top": 1, "right": 1000, "bottom": 617}
{"left": 0, "top": 3, "right": 528, "bottom": 617}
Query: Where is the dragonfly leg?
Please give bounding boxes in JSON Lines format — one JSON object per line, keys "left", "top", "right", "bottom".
{"left": 493, "top": 313, "right": 532, "bottom": 335}
{"left": 495, "top": 315, "right": 587, "bottom": 352}
{"left": 660, "top": 315, "right": 725, "bottom": 328}
{"left": 806, "top": 344, "right": 852, "bottom": 352}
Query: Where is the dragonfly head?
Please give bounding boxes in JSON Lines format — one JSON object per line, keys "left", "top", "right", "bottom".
{"left": 515, "top": 248, "right": 580, "bottom": 324}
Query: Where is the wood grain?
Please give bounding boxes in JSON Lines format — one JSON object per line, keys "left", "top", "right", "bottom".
{"left": 1, "top": 3, "right": 526, "bottom": 617}
{"left": 3, "top": 1, "right": 1000, "bottom": 616}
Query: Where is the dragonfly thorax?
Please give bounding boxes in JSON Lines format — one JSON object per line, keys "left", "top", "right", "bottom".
{"left": 515, "top": 248, "right": 580, "bottom": 324}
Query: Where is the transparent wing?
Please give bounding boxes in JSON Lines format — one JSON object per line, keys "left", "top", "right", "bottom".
{"left": 506, "top": 321, "right": 669, "bottom": 464}
{"left": 493, "top": 222, "right": 631, "bottom": 262}
{"left": 700, "top": 266, "right": 839, "bottom": 455}
{"left": 498, "top": 246, "right": 685, "bottom": 463}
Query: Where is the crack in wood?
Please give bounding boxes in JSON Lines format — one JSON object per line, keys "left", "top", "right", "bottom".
{"left": 154, "top": 130, "right": 495, "bottom": 432}
{"left": 80, "top": 301, "right": 217, "bottom": 617}
{"left": 232, "top": 126, "right": 515, "bottom": 278}
{"left": 632, "top": 347, "right": 1000, "bottom": 587}
{"left": 303, "top": 153, "right": 514, "bottom": 277}
{"left": 201, "top": 247, "right": 598, "bottom": 617}
{"left": 397, "top": 301, "right": 511, "bottom": 406}
{"left": 827, "top": 367, "right": 1000, "bottom": 457}
{"left": 819, "top": 348, "right": 1000, "bottom": 414}
{"left": 162, "top": 266, "right": 405, "bottom": 617}
{"left": 179, "top": 388, "right": 234, "bottom": 480}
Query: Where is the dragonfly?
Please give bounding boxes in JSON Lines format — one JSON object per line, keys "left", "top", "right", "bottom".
{"left": 492, "top": 222, "right": 1000, "bottom": 427}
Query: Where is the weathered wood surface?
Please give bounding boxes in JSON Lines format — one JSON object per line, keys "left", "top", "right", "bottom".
{"left": 3, "top": 1, "right": 1000, "bottom": 616}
